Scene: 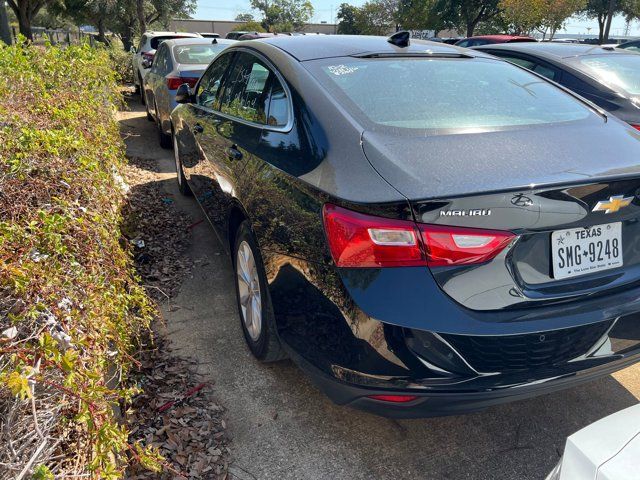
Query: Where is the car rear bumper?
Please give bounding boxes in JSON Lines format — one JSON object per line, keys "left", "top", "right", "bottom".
{"left": 292, "top": 347, "right": 640, "bottom": 419}
{"left": 268, "top": 258, "right": 640, "bottom": 418}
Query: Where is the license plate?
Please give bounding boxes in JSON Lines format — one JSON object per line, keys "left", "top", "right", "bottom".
{"left": 551, "top": 222, "right": 623, "bottom": 280}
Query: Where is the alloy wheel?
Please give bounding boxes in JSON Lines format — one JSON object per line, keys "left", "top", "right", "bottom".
{"left": 236, "top": 240, "right": 262, "bottom": 341}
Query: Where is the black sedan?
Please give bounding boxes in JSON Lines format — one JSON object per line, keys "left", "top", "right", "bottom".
{"left": 474, "top": 42, "right": 640, "bottom": 128}
{"left": 170, "top": 34, "right": 640, "bottom": 418}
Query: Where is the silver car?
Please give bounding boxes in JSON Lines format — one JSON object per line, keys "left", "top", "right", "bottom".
{"left": 143, "top": 38, "right": 236, "bottom": 148}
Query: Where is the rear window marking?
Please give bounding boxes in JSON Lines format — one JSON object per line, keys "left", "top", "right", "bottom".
{"left": 327, "top": 64, "right": 359, "bottom": 76}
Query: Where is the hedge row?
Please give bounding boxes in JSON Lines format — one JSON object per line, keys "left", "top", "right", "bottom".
{"left": 0, "top": 42, "right": 157, "bottom": 478}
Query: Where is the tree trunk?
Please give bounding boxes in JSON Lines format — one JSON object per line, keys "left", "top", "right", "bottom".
{"left": 597, "top": 14, "right": 605, "bottom": 43}
{"left": 18, "top": 7, "right": 32, "bottom": 41}
{"left": 7, "top": 0, "right": 33, "bottom": 41}
{"left": 136, "top": 0, "right": 146, "bottom": 34}
{"left": 0, "top": 1, "right": 12, "bottom": 45}
{"left": 603, "top": 0, "right": 617, "bottom": 42}
{"left": 122, "top": 29, "right": 133, "bottom": 51}
{"left": 96, "top": 18, "right": 110, "bottom": 44}
{"left": 466, "top": 19, "right": 477, "bottom": 37}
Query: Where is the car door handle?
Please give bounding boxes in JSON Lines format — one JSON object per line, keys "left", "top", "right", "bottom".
{"left": 192, "top": 123, "right": 204, "bottom": 134}
{"left": 227, "top": 145, "right": 243, "bottom": 161}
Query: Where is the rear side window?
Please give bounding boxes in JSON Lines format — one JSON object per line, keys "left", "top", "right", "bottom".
{"left": 196, "top": 52, "right": 233, "bottom": 109}
{"left": 491, "top": 54, "right": 559, "bottom": 81}
{"left": 267, "top": 78, "right": 289, "bottom": 127}
{"left": 173, "top": 44, "right": 227, "bottom": 64}
{"left": 150, "top": 36, "right": 192, "bottom": 50}
{"left": 307, "top": 57, "right": 591, "bottom": 131}
{"left": 219, "top": 52, "right": 271, "bottom": 124}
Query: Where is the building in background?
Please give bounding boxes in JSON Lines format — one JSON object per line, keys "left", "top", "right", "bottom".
{"left": 170, "top": 19, "right": 337, "bottom": 37}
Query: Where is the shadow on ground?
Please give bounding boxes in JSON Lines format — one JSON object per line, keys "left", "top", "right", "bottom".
{"left": 118, "top": 96, "right": 640, "bottom": 480}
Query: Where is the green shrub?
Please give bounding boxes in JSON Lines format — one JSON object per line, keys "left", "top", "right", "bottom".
{"left": 0, "top": 41, "right": 157, "bottom": 477}
{"left": 108, "top": 42, "right": 135, "bottom": 85}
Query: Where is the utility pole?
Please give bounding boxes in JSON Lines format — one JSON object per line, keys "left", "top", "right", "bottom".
{"left": 0, "top": 0, "right": 12, "bottom": 45}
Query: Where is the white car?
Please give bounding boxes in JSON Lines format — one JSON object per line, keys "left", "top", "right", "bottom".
{"left": 547, "top": 403, "right": 640, "bottom": 479}
{"left": 131, "top": 31, "right": 201, "bottom": 104}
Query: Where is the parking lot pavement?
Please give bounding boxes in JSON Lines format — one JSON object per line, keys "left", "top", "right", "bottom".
{"left": 119, "top": 102, "right": 640, "bottom": 480}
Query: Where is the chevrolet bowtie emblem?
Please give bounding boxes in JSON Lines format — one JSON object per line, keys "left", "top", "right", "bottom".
{"left": 592, "top": 195, "right": 634, "bottom": 214}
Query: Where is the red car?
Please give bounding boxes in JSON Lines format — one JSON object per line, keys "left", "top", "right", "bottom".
{"left": 455, "top": 35, "right": 536, "bottom": 47}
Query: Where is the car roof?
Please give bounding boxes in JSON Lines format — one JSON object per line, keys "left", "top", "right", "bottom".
{"left": 250, "top": 34, "right": 489, "bottom": 61}
{"left": 473, "top": 42, "right": 634, "bottom": 60}
{"left": 162, "top": 38, "right": 236, "bottom": 47}
{"left": 466, "top": 35, "right": 534, "bottom": 41}
{"left": 143, "top": 31, "right": 201, "bottom": 38}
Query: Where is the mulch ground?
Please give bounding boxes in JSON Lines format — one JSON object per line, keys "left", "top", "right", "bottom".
{"left": 120, "top": 119, "right": 230, "bottom": 479}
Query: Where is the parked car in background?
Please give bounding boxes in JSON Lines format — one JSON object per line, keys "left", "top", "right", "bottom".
{"left": 617, "top": 39, "right": 640, "bottom": 52}
{"left": 474, "top": 43, "right": 640, "bottom": 128}
{"left": 132, "top": 31, "right": 201, "bottom": 103}
{"left": 143, "top": 38, "right": 235, "bottom": 148}
{"left": 546, "top": 404, "right": 640, "bottom": 480}
{"left": 199, "top": 32, "right": 220, "bottom": 38}
{"left": 455, "top": 34, "right": 536, "bottom": 47}
{"left": 170, "top": 34, "right": 640, "bottom": 417}
{"left": 238, "top": 32, "right": 278, "bottom": 40}
{"left": 226, "top": 31, "right": 254, "bottom": 40}
{"left": 549, "top": 38, "right": 580, "bottom": 43}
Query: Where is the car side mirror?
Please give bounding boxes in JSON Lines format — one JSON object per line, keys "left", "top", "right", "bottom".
{"left": 175, "top": 84, "right": 193, "bottom": 104}
{"left": 141, "top": 57, "right": 153, "bottom": 69}
{"left": 130, "top": 46, "right": 137, "bottom": 54}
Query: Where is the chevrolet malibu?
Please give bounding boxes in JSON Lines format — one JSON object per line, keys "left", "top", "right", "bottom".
{"left": 170, "top": 34, "right": 640, "bottom": 418}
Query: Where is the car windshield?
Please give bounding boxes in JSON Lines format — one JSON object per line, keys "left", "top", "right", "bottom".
{"left": 173, "top": 44, "right": 227, "bottom": 64}
{"left": 306, "top": 57, "right": 592, "bottom": 132}
{"left": 574, "top": 54, "right": 640, "bottom": 95}
{"left": 150, "top": 36, "right": 193, "bottom": 49}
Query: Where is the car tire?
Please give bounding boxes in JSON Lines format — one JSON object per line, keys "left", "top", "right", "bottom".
{"left": 156, "top": 105, "right": 172, "bottom": 149}
{"left": 172, "top": 131, "right": 192, "bottom": 196}
{"left": 233, "top": 221, "right": 287, "bottom": 362}
{"left": 144, "top": 96, "right": 153, "bottom": 121}
{"left": 139, "top": 73, "right": 146, "bottom": 105}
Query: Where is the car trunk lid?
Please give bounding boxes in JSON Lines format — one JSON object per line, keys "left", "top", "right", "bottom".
{"left": 361, "top": 121, "right": 640, "bottom": 311}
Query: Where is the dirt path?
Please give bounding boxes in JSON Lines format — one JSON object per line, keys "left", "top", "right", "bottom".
{"left": 118, "top": 99, "right": 640, "bottom": 480}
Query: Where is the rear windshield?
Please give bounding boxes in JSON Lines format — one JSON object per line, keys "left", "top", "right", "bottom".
{"left": 306, "top": 57, "right": 592, "bottom": 132}
{"left": 150, "top": 36, "right": 192, "bottom": 50}
{"left": 574, "top": 54, "right": 640, "bottom": 95}
{"left": 172, "top": 44, "right": 227, "bottom": 64}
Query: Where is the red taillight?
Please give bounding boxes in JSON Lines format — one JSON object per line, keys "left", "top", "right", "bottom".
{"left": 631, "top": 124, "right": 640, "bottom": 131}
{"left": 142, "top": 52, "right": 155, "bottom": 61}
{"left": 368, "top": 394, "right": 418, "bottom": 403}
{"left": 323, "top": 204, "right": 424, "bottom": 267}
{"left": 419, "top": 224, "right": 514, "bottom": 267}
{"left": 166, "top": 76, "right": 199, "bottom": 90}
{"left": 322, "top": 204, "right": 514, "bottom": 268}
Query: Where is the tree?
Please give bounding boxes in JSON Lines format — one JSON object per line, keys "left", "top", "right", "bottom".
{"left": 233, "top": 20, "right": 266, "bottom": 32}
{"left": 581, "top": 0, "right": 621, "bottom": 42}
{"left": 235, "top": 12, "right": 255, "bottom": 22}
{"left": 436, "top": 0, "right": 502, "bottom": 37}
{"left": 336, "top": 2, "right": 360, "bottom": 33}
{"left": 499, "top": 0, "right": 546, "bottom": 34}
{"left": 539, "top": 0, "right": 586, "bottom": 39}
{"left": 354, "top": 0, "right": 397, "bottom": 34}
{"left": 54, "top": 0, "right": 116, "bottom": 43}
{"left": 396, "top": 0, "right": 442, "bottom": 31}
{"left": 6, "top": 0, "right": 57, "bottom": 40}
{"left": 250, "top": 0, "right": 313, "bottom": 31}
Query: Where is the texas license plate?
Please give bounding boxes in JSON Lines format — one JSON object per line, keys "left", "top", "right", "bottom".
{"left": 551, "top": 222, "right": 623, "bottom": 280}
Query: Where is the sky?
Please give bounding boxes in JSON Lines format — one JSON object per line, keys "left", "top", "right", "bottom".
{"left": 193, "top": 0, "right": 640, "bottom": 37}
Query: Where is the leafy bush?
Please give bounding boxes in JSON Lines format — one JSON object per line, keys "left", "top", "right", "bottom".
{"left": 108, "top": 42, "right": 135, "bottom": 85}
{"left": 0, "top": 41, "right": 157, "bottom": 478}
